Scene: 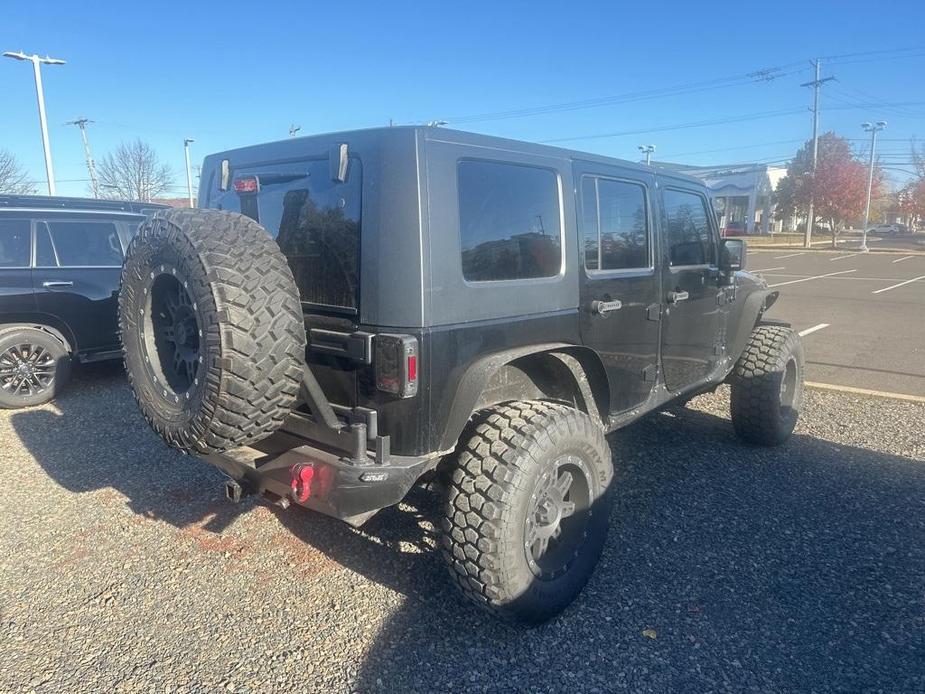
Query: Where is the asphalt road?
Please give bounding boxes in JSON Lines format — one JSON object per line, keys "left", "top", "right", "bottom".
{"left": 1, "top": 364, "right": 923, "bottom": 692}
{"left": 750, "top": 248, "right": 925, "bottom": 396}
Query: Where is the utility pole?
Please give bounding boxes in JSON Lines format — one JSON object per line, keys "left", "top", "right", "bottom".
{"left": 66, "top": 118, "right": 99, "bottom": 198}
{"left": 859, "top": 121, "right": 886, "bottom": 253}
{"left": 638, "top": 144, "right": 656, "bottom": 166}
{"left": 183, "top": 139, "right": 195, "bottom": 208}
{"left": 289, "top": 124, "right": 301, "bottom": 138}
{"left": 800, "top": 59, "right": 835, "bottom": 248}
{"left": 3, "top": 51, "right": 66, "bottom": 195}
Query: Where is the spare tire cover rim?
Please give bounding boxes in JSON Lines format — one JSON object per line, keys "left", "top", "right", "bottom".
{"left": 141, "top": 266, "right": 203, "bottom": 401}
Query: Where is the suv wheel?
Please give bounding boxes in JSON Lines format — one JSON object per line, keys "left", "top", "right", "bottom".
{"left": 441, "top": 400, "right": 614, "bottom": 625}
{"left": 119, "top": 209, "right": 306, "bottom": 455}
{"left": 730, "top": 325, "right": 804, "bottom": 445}
{"left": 0, "top": 327, "right": 71, "bottom": 408}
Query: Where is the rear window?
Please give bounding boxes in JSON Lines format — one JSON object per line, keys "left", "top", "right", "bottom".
{"left": 457, "top": 160, "right": 562, "bottom": 282}
{"left": 0, "top": 219, "right": 31, "bottom": 268}
{"left": 47, "top": 221, "right": 123, "bottom": 266}
{"left": 253, "top": 159, "right": 362, "bottom": 311}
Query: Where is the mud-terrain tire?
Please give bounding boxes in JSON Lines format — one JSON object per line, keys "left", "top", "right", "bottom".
{"left": 730, "top": 325, "right": 804, "bottom": 446}
{"left": 119, "top": 209, "right": 305, "bottom": 455}
{"left": 441, "top": 401, "right": 614, "bottom": 625}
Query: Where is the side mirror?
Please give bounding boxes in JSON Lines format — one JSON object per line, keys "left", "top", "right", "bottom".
{"left": 720, "top": 238, "right": 746, "bottom": 275}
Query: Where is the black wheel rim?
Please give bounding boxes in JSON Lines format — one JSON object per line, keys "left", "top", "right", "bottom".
{"left": 524, "top": 454, "right": 593, "bottom": 581}
{"left": 148, "top": 272, "right": 200, "bottom": 394}
{"left": 0, "top": 343, "right": 56, "bottom": 398}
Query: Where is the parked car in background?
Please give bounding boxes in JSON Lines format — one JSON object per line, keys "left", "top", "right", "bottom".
{"left": 0, "top": 195, "right": 166, "bottom": 408}
{"left": 868, "top": 223, "right": 906, "bottom": 236}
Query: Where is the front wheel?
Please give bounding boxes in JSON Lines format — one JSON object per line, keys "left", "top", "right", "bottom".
{"left": 441, "top": 401, "right": 614, "bottom": 625}
{"left": 730, "top": 325, "right": 804, "bottom": 446}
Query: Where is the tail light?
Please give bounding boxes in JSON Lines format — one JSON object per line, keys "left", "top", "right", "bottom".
{"left": 233, "top": 176, "right": 259, "bottom": 194}
{"left": 374, "top": 334, "right": 419, "bottom": 398}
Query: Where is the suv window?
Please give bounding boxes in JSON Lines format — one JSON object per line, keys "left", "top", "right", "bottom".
{"left": 663, "top": 189, "right": 716, "bottom": 266}
{"left": 272, "top": 159, "right": 362, "bottom": 311}
{"left": 581, "top": 177, "right": 649, "bottom": 271}
{"left": 0, "top": 219, "right": 31, "bottom": 268}
{"left": 458, "top": 160, "right": 561, "bottom": 282}
{"left": 47, "top": 221, "right": 123, "bottom": 266}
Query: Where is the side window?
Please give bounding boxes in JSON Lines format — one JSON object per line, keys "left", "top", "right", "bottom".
{"left": 35, "top": 223, "right": 58, "bottom": 267}
{"left": 458, "top": 160, "right": 562, "bottom": 282}
{"left": 0, "top": 219, "right": 31, "bottom": 268}
{"left": 663, "top": 189, "right": 716, "bottom": 266}
{"left": 581, "top": 176, "right": 649, "bottom": 271}
{"left": 47, "top": 221, "right": 123, "bottom": 266}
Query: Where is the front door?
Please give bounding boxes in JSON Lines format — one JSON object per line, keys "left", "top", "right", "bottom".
{"left": 576, "top": 163, "right": 660, "bottom": 414}
{"left": 658, "top": 185, "right": 722, "bottom": 393}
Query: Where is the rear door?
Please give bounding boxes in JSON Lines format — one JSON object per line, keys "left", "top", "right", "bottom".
{"left": 575, "top": 162, "right": 660, "bottom": 414}
{"left": 33, "top": 217, "right": 126, "bottom": 355}
{"left": 210, "top": 156, "right": 363, "bottom": 408}
{"left": 0, "top": 218, "right": 36, "bottom": 316}
{"left": 657, "top": 185, "right": 723, "bottom": 393}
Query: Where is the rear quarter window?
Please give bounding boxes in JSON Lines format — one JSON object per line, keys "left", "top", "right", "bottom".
{"left": 0, "top": 219, "right": 31, "bottom": 268}
{"left": 457, "top": 160, "right": 562, "bottom": 282}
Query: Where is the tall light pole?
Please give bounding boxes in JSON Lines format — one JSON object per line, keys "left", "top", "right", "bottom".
{"left": 800, "top": 59, "right": 836, "bottom": 248}
{"left": 183, "top": 138, "right": 195, "bottom": 208}
{"left": 3, "top": 51, "right": 66, "bottom": 195}
{"left": 638, "top": 144, "right": 655, "bottom": 166}
{"left": 859, "top": 120, "right": 886, "bottom": 253}
{"left": 66, "top": 118, "right": 99, "bottom": 198}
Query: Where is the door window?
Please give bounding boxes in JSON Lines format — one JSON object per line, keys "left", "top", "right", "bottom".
{"left": 663, "top": 190, "right": 716, "bottom": 266}
{"left": 458, "top": 160, "right": 562, "bottom": 282}
{"left": 46, "top": 221, "right": 123, "bottom": 266}
{"left": 581, "top": 177, "right": 649, "bottom": 271}
{"left": 35, "top": 224, "right": 58, "bottom": 267}
{"left": 0, "top": 220, "right": 31, "bottom": 268}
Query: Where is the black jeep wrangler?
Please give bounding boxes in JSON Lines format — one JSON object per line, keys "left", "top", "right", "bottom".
{"left": 119, "top": 127, "right": 803, "bottom": 625}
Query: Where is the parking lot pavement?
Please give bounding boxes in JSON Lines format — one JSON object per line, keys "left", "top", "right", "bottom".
{"left": 749, "top": 249, "right": 925, "bottom": 397}
{"left": 1, "top": 364, "right": 923, "bottom": 693}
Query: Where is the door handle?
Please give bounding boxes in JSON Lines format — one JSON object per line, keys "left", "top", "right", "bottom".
{"left": 591, "top": 299, "right": 622, "bottom": 316}
{"left": 42, "top": 281, "right": 74, "bottom": 288}
{"left": 667, "top": 290, "right": 689, "bottom": 304}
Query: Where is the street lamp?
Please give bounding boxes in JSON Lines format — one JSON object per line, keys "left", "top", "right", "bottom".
{"left": 638, "top": 144, "right": 655, "bottom": 166}
{"left": 3, "top": 50, "right": 66, "bottom": 195}
{"left": 859, "top": 120, "right": 886, "bottom": 253}
{"left": 183, "top": 138, "right": 195, "bottom": 208}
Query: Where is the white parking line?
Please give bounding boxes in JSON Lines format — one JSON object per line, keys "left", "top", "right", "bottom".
{"left": 830, "top": 253, "right": 860, "bottom": 261}
{"left": 871, "top": 274, "right": 925, "bottom": 295}
{"left": 768, "top": 269, "right": 856, "bottom": 288}
{"left": 806, "top": 382, "right": 925, "bottom": 404}
{"left": 798, "top": 323, "right": 830, "bottom": 337}
{"left": 753, "top": 266, "right": 786, "bottom": 272}
{"left": 892, "top": 255, "right": 914, "bottom": 264}
{"left": 773, "top": 252, "right": 805, "bottom": 259}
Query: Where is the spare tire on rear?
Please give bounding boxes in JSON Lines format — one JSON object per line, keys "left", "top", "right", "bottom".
{"left": 119, "top": 209, "right": 305, "bottom": 455}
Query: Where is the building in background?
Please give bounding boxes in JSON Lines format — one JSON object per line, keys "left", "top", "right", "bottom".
{"left": 656, "top": 162, "right": 789, "bottom": 235}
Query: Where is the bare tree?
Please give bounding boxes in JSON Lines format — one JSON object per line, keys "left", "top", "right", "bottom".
{"left": 98, "top": 139, "right": 174, "bottom": 201}
{"left": 0, "top": 150, "right": 38, "bottom": 195}
{"left": 910, "top": 138, "right": 925, "bottom": 180}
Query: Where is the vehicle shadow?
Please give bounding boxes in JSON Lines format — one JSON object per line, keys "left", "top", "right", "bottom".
{"left": 11, "top": 369, "right": 924, "bottom": 691}
{"left": 344, "top": 403, "right": 925, "bottom": 693}
{"left": 10, "top": 360, "right": 245, "bottom": 533}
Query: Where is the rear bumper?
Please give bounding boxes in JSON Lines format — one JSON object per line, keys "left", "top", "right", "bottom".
{"left": 205, "top": 443, "right": 437, "bottom": 527}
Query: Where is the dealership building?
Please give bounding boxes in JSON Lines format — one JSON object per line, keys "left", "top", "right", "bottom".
{"left": 658, "top": 162, "right": 789, "bottom": 235}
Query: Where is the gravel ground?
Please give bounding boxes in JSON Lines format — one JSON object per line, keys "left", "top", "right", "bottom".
{"left": 1, "top": 362, "right": 923, "bottom": 693}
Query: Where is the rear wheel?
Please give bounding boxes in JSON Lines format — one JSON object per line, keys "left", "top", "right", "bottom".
{"left": 441, "top": 401, "right": 614, "bottom": 625}
{"left": 0, "top": 327, "right": 70, "bottom": 408}
{"left": 730, "top": 325, "right": 804, "bottom": 446}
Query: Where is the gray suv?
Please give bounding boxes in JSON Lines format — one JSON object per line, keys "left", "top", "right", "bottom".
{"left": 118, "top": 127, "right": 803, "bottom": 624}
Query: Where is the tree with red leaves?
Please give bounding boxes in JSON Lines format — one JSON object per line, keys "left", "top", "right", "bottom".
{"left": 776, "top": 133, "right": 882, "bottom": 247}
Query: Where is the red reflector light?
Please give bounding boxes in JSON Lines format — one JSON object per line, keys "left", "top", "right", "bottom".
{"left": 290, "top": 463, "right": 314, "bottom": 503}
{"left": 407, "top": 354, "right": 417, "bottom": 382}
{"left": 233, "top": 176, "right": 259, "bottom": 194}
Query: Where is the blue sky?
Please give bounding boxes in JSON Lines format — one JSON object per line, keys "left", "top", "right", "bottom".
{"left": 3, "top": 0, "right": 924, "bottom": 197}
